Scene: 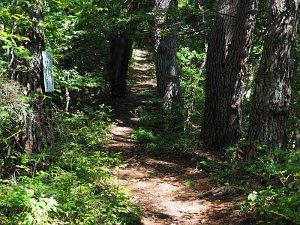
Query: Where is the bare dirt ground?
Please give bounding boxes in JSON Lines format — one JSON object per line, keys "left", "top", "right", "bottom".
{"left": 107, "top": 50, "right": 246, "bottom": 225}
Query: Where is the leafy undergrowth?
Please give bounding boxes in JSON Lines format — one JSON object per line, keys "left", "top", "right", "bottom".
{"left": 0, "top": 106, "right": 141, "bottom": 225}
{"left": 198, "top": 147, "right": 300, "bottom": 225}
{"left": 131, "top": 105, "right": 197, "bottom": 156}
{"left": 131, "top": 102, "right": 300, "bottom": 225}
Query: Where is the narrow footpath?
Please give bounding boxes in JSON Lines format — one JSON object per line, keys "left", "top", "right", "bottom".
{"left": 107, "top": 50, "right": 245, "bottom": 225}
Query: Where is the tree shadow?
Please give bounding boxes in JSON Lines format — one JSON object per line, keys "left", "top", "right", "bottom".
{"left": 105, "top": 49, "right": 246, "bottom": 225}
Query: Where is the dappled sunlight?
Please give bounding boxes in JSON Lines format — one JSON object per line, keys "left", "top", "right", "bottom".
{"left": 106, "top": 49, "right": 244, "bottom": 225}
{"left": 145, "top": 158, "right": 179, "bottom": 168}
{"left": 132, "top": 64, "right": 154, "bottom": 72}
{"left": 109, "top": 125, "right": 133, "bottom": 136}
{"left": 2, "top": 0, "right": 297, "bottom": 223}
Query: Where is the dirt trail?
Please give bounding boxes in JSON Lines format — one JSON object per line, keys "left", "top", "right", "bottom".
{"left": 108, "top": 50, "right": 244, "bottom": 225}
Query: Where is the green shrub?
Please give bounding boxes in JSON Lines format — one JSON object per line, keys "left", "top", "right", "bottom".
{"left": 0, "top": 80, "right": 30, "bottom": 166}
{"left": 0, "top": 185, "right": 58, "bottom": 225}
{"left": 135, "top": 105, "right": 197, "bottom": 155}
{"left": 177, "top": 47, "right": 205, "bottom": 130}
{"left": 198, "top": 147, "right": 300, "bottom": 225}
{"left": 243, "top": 150, "right": 300, "bottom": 224}
{"left": 131, "top": 128, "right": 155, "bottom": 143}
{"left": 0, "top": 106, "right": 141, "bottom": 224}
{"left": 138, "top": 108, "right": 166, "bottom": 131}
{"left": 145, "top": 133, "right": 196, "bottom": 155}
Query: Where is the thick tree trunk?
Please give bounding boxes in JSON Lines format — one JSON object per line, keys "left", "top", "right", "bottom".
{"left": 154, "top": 0, "right": 180, "bottom": 109}
{"left": 11, "top": 11, "right": 44, "bottom": 94}
{"left": 10, "top": 1, "right": 53, "bottom": 153}
{"left": 202, "top": 0, "right": 258, "bottom": 150}
{"left": 108, "top": 34, "right": 133, "bottom": 97}
{"left": 221, "top": 0, "right": 259, "bottom": 147}
{"left": 202, "top": 0, "right": 239, "bottom": 150}
{"left": 248, "top": 0, "right": 300, "bottom": 154}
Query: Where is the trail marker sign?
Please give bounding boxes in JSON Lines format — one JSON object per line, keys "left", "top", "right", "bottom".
{"left": 42, "top": 51, "right": 54, "bottom": 92}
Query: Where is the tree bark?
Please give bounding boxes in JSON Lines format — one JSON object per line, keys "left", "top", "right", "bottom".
{"left": 11, "top": 9, "right": 44, "bottom": 94}
{"left": 202, "top": 0, "right": 239, "bottom": 150}
{"left": 154, "top": 0, "right": 180, "bottom": 109}
{"left": 221, "top": 0, "right": 259, "bottom": 148}
{"left": 108, "top": 33, "right": 133, "bottom": 97}
{"left": 202, "top": 0, "right": 259, "bottom": 151}
{"left": 248, "top": 0, "right": 300, "bottom": 154}
{"left": 10, "top": 0, "right": 53, "bottom": 153}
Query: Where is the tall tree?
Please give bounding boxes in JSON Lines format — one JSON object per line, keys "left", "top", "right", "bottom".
{"left": 108, "top": 1, "right": 139, "bottom": 97}
{"left": 248, "top": 0, "right": 300, "bottom": 154}
{"left": 202, "top": 0, "right": 239, "bottom": 150}
{"left": 10, "top": 0, "right": 53, "bottom": 152}
{"left": 153, "top": 0, "right": 180, "bottom": 109}
{"left": 202, "top": 0, "right": 259, "bottom": 150}
{"left": 221, "top": 0, "right": 259, "bottom": 147}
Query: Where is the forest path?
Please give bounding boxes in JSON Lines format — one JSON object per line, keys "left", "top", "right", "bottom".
{"left": 107, "top": 50, "right": 243, "bottom": 225}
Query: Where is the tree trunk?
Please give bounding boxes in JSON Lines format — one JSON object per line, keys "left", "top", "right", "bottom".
{"left": 108, "top": 1, "right": 139, "bottom": 98}
{"left": 248, "top": 0, "right": 300, "bottom": 154}
{"left": 10, "top": 1, "right": 53, "bottom": 153}
{"left": 202, "top": 0, "right": 239, "bottom": 150}
{"left": 202, "top": 0, "right": 259, "bottom": 151}
{"left": 221, "top": 0, "right": 259, "bottom": 148}
{"left": 108, "top": 34, "right": 133, "bottom": 97}
{"left": 154, "top": 0, "right": 180, "bottom": 109}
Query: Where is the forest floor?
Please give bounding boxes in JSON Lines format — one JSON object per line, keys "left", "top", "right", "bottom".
{"left": 107, "top": 50, "right": 246, "bottom": 225}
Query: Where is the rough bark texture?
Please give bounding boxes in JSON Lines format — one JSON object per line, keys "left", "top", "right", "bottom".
{"left": 202, "top": 0, "right": 239, "bottom": 150}
{"left": 154, "top": 0, "right": 180, "bottom": 108}
{"left": 10, "top": 1, "right": 53, "bottom": 153}
{"left": 108, "top": 34, "right": 133, "bottom": 97}
{"left": 248, "top": 0, "right": 300, "bottom": 153}
{"left": 203, "top": 0, "right": 258, "bottom": 151}
{"left": 221, "top": 0, "right": 259, "bottom": 148}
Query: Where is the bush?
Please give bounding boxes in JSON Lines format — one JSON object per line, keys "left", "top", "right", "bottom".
{"left": 197, "top": 147, "right": 300, "bottom": 225}
{"left": 0, "top": 80, "right": 30, "bottom": 167}
{"left": 133, "top": 101, "right": 198, "bottom": 156}
{"left": 177, "top": 46, "right": 205, "bottom": 130}
{"left": 0, "top": 106, "right": 141, "bottom": 224}
{"left": 145, "top": 133, "right": 196, "bottom": 155}
{"left": 131, "top": 128, "right": 155, "bottom": 143}
{"left": 243, "top": 150, "right": 300, "bottom": 224}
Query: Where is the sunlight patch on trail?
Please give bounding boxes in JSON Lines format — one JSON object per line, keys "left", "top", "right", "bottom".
{"left": 107, "top": 49, "right": 243, "bottom": 225}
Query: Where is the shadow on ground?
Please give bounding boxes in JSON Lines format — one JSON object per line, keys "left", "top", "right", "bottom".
{"left": 106, "top": 49, "right": 247, "bottom": 225}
